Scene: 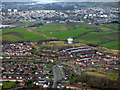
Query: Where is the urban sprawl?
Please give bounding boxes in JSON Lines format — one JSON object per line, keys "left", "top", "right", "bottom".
{"left": 1, "top": 41, "right": 120, "bottom": 89}
{"left": 2, "top": 6, "right": 118, "bottom": 25}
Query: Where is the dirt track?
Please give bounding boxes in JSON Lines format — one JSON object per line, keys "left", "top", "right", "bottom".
{"left": 27, "top": 30, "right": 57, "bottom": 39}
{"left": 27, "top": 30, "right": 49, "bottom": 37}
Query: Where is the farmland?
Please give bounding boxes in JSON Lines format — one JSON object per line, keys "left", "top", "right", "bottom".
{"left": 2, "top": 22, "right": 119, "bottom": 50}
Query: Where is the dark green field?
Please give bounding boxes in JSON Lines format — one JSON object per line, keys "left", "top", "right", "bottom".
{"left": 2, "top": 22, "right": 119, "bottom": 50}
{"left": 2, "top": 81, "right": 17, "bottom": 89}
{"left": 2, "top": 28, "right": 50, "bottom": 41}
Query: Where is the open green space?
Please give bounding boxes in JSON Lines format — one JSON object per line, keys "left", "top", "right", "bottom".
{"left": 46, "top": 28, "right": 90, "bottom": 40}
{"left": 2, "top": 34, "right": 20, "bottom": 41}
{"left": 105, "top": 73, "right": 118, "bottom": 80}
{"left": 100, "top": 23, "right": 119, "bottom": 30}
{"left": 74, "top": 31, "right": 119, "bottom": 49}
{"left": 2, "top": 81, "right": 17, "bottom": 89}
{"left": 2, "top": 28, "right": 49, "bottom": 41}
{"left": 35, "top": 23, "right": 69, "bottom": 31}
{"left": 2, "top": 22, "right": 119, "bottom": 50}
{"left": 35, "top": 22, "right": 119, "bottom": 50}
{"left": 35, "top": 23, "right": 92, "bottom": 40}
{"left": 85, "top": 71, "right": 118, "bottom": 80}
{"left": 101, "top": 41, "right": 119, "bottom": 50}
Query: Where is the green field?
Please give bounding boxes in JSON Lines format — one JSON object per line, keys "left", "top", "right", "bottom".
{"left": 101, "top": 41, "right": 119, "bottom": 50}
{"left": 2, "top": 22, "right": 119, "bottom": 50}
{"left": 86, "top": 72, "right": 118, "bottom": 80}
{"left": 74, "top": 31, "right": 118, "bottom": 43}
{"left": 2, "top": 81, "right": 17, "bottom": 88}
{"left": 37, "top": 28, "right": 90, "bottom": 40}
{"left": 3, "top": 35, "right": 20, "bottom": 41}
{"left": 35, "top": 23, "right": 94, "bottom": 40}
{"left": 35, "top": 23, "right": 119, "bottom": 50}
{"left": 100, "top": 23, "right": 119, "bottom": 30}
{"left": 2, "top": 28, "right": 49, "bottom": 41}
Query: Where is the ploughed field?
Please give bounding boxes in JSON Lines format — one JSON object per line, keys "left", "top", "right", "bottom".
{"left": 1, "top": 22, "right": 119, "bottom": 50}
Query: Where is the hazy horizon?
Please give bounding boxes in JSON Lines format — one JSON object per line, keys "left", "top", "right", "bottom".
{"left": 1, "top": 0, "right": 120, "bottom": 2}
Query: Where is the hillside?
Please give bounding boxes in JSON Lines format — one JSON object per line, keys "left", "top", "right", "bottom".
{"left": 34, "top": 22, "right": 119, "bottom": 50}
{"left": 2, "top": 22, "right": 119, "bottom": 50}
{"left": 2, "top": 28, "right": 50, "bottom": 42}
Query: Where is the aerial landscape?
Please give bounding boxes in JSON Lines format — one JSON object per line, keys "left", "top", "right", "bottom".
{"left": 0, "top": 0, "right": 120, "bottom": 90}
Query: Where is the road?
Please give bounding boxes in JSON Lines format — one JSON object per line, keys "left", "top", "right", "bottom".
{"left": 62, "top": 62, "right": 81, "bottom": 75}
{"left": 52, "top": 65, "right": 61, "bottom": 88}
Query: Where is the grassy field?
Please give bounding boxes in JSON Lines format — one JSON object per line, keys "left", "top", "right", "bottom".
{"left": 101, "top": 41, "right": 119, "bottom": 50}
{"left": 35, "top": 22, "right": 119, "bottom": 50}
{"left": 46, "top": 28, "right": 90, "bottom": 40}
{"left": 85, "top": 67, "right": 119, "bottom": 80}
{"left": 2, "top": 35, "right": 20, "bottom": 41}
{"left": 2, "top": 28, "right": 50, "bottom": 41}
{"left": 86, "top": 71, "right": 118, "bottom": 80}
{"left": 74, "top": 31, "right": 118, "bottom": 44}
{"left": 2, "top": 81, "right": 17, "bottom": 88}
{"left": 100, "top": 23, "right": 119, "bottom": 30}
{"left": 35, "top": 23, "right": 92, "bottom": 40}
{"left": 2, "top": 22, "right": 119, "bottom": 50}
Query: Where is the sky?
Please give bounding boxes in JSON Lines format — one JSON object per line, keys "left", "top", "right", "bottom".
{"left": 1, "top": 0, "right": 120, "bottom": 2}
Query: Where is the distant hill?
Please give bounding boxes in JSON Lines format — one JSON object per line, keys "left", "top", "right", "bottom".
{"left": 2, "top": 2, "right": 118, "bottom": 12}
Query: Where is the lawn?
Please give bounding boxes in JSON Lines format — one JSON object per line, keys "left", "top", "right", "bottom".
{"left": 2, "top": 81, "right": 17, "bottom": 89}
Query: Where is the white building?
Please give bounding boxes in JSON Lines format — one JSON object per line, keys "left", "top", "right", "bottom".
{"left": 14, "top": 9, "right": 18, "bottom": 12}
{"left": 0, "top": 25, "right": 11, "bottom": 29}
{"left": 67, "top": 37, "right": 73, "bottom": 44}
{"left": 8, "top": 9, "right": 12, "bottom": 12}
